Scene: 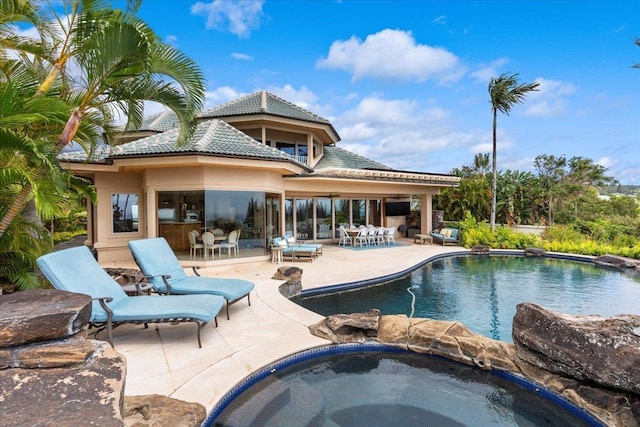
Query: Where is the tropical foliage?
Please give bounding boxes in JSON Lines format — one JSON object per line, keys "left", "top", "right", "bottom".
{"left": 436, "top": 153, "right": 640, "bottom": 259}
{"left": 0, "top": 0, "right": 205, "bottom": 291}
{"left": 488, "top": 73, "right": 539, "bottom": 231}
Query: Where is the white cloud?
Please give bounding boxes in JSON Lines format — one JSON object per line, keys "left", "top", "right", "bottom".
{"left": 165, "top": 35, "right": 178, "bottom": 46}
{"left": 595, "top": 156, "right": 613, "bottom": 168}
{"left": 469, "top": 57, "right": 510, "bottom": 84}
{"left": 524, "top": 77, "right": 577, "bottom": 117}
{"left": 231, "top": 52, "right": 253, "bottom": 61}
{"left": 204, "top": 86, "right": 247, "bottom": 109}
{"left": 432, "top": 15, "right": 446, "bottom": 24}
{"left": 265, "top": 84, "right": 335, "bottom": 118}
{"left": 317, "top": 29, "right": 465, "bottom": 84}
{"left": 333, "top": 95, "right": 482, "bottom": 172}
{"left": 191, "top": 0, "right": 264, "bottom": 38}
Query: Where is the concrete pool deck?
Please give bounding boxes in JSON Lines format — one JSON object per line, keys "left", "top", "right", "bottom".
{"left": 104, "top": 239, "right": 465, "bottom": 414}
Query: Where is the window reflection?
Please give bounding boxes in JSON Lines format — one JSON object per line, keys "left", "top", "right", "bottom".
{"left": 112, "top": 193, "right": 139, "bottom": 233}
{"left": 316, "top": 198, "right": 332, "bottom": 239}
{"left": 157, "top": 190, "right": 266, "bottom": 257}
{"left": 295, "top": 198, "right": 313, "bottom": 240}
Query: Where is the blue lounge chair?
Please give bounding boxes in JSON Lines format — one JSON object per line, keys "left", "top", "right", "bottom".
{"left": 36, "top": 246, "right": 224, "bottom": 348}
{"left": 284, "top": 235, "right": 323, "bottom": 256}
{"left": 128, "top": 238, "right": 255, "bottom": 320}
{"left": 272, "top": 237, "right": 318, "bottom": 262}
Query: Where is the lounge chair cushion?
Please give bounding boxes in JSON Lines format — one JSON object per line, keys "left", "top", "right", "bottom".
{"left": 36, "top": 246, "right": 222, "bottom": 324}
{"left": 128, "top": 238, "right": 255, "bottom": 301}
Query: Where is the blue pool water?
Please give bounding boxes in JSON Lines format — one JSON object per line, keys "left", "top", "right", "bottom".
{"left": 206, "top": 344, "right": 602, "bottom": 426}
{"left": 292, "top": 255, "right": 640, "bottom": 342}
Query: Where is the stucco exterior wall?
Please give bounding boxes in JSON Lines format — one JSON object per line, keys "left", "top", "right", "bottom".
{"left": 91, "top": 165, "right": 287, "bottom": 263}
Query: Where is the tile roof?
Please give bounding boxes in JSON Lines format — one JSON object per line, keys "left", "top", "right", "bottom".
{"left": 138, "top": 111, "right": 180, "bottom": 132}
{"left": 200, "top": 91, "right": 331, "bottom": 124}
{"left": 58, "top": 144, "right": 110, "bottom": 163}
{"left": 108, "top": 119, "right": 308, "bottom": 166}
{"left": 314, "top": 146, "right": 391, "bottom": 171}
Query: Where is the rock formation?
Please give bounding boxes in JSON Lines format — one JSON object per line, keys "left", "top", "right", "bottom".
{"left": 512, "top": 302, "right": 640, "bottom": 394}
{"left": 309, "top": 304, "right": 640, "bottom": 427}
{"left": 0, "top": 289, "right": 206, "bottom": 427}
{"left": 272, "top": 266, "right": 303, "bottom": 297}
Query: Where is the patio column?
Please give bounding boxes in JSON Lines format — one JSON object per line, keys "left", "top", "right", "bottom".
{"left": 420, "top": 194, "right": 433, "bottom": 234}
{"left": 307, "top": 133, "right": 313, "bottom": 165}
{"left": 146, "top": 189, "right": 157, "bottom": 238}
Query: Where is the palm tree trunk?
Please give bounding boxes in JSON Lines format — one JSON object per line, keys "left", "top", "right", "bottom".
{"left": 490, "top": 108, "right": 497, "bottom": 232}
{"left": 0, "top": 183, "right": 33, "bottom": 239}
{"left": 0, "top": 108, "right": 83, "bottom": 239}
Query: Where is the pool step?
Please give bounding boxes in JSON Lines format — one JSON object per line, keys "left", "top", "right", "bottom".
{"left": 218, "top": 378, "right": 325, "bottom": 427}
{"left": 265, "top": 379, "right": 325, "bottom": 427}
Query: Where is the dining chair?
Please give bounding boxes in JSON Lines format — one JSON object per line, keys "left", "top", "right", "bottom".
{"left": 375, "top": 227, "right": 386, "bottom": 245}
{"left": 202, "top": 231, "right": 221, "bottom": 259}
{"left": 367, "top": 227, "right": 378, "bottom": 245}
{"left": 338, "top": 226, "right": 351, "bottom": 246}
{"left": 385, "top": 226, "right": 397, "bottom": 245}
{"left": 355, "top": 228, "right": 369, "bottom": 246}
{"left": 220, "top": 230, "right": 240, "bottom": 257}
{"left": 188, "top": 230, "right": 204, "bottom": 258}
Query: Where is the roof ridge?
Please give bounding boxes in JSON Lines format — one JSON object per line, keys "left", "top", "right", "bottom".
{"left": 194, "top": 120, "right": 220, "bottom": 150}
{"left": 263, "top": 91, "right": 329, "bottom": 123}
{"left": 148, "top": 111, "right": 176, "bottom": 129}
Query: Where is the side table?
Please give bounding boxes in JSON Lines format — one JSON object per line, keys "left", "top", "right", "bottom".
{"left": 271, "top": 246, "right": 284, "bottom": 264}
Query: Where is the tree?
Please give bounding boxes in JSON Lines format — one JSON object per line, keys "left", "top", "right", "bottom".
{"left": 0, "top": 0, "right": 205, "bottom": 240}
{"left": 488, "top": 73, "right": 539, "bottom": 231}
{"left": 534, "top": 154, "right": 566, "bottom": 226}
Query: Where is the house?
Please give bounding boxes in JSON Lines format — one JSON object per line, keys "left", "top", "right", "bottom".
{"left": 59, "top": 91, "right": 460, "bottom": 264}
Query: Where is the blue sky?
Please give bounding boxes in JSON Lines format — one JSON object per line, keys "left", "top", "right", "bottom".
{"left": 136, "top": 1, "right": 638, "bottom": 184}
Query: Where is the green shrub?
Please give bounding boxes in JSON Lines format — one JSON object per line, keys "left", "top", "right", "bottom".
{"left": 456, "top": 213, "right": 639, "bottom": 259}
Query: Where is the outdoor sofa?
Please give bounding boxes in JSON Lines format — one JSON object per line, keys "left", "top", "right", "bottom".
{"left": 430, "top": 228, "right": 460, "bottom": 246}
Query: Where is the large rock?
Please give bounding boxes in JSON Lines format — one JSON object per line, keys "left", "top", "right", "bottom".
{"left": 123, "top": 395, "right": 206, "bottom": 427}
{"left": 0, "top": 336, "right": 97, "bottom": 369}
{"left": 0, "top": 289, "right": 91, "bottom": 347}
{"left": 512, "top": 302, "right": 640, "bottom": 394}
{"left": 308, "top": 309, "right": 380, "bottom": 343}
{"left": 0, "top": 340, "right": 127, "bottom": 426}
{"left": 0, "top": 289, "right": 207, "bottom": 427}
{"left": 273, "top": 266, "right": 303, "bottom": 297}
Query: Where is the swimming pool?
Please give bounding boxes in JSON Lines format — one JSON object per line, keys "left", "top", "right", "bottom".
{"left": 291, "top": 254, "right": 640, "bottom": 342}
{"left": 206, "top": 344, "right": 603, "bottom": 426}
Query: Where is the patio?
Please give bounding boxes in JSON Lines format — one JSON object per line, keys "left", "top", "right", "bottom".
{"left": 102, "top": 239, "right": 464, "bottom": 414}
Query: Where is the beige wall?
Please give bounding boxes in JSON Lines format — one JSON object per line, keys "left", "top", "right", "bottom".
{"left": 91, "top": 165, "right": 288, "bottom": 263}
{"left": 93, "top": 171, "right": 144, "bottom": 263}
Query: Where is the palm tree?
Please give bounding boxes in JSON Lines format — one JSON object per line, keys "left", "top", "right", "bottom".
{"left": 0, "top": 0, "right": 205, "bottom": 240}
{"left": 488, "top": 73, "right": 539, "bottom": 231}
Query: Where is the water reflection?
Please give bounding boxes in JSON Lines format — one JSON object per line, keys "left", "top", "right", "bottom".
{"left": 293, "top": 256, "right": 640, "bottom": 342}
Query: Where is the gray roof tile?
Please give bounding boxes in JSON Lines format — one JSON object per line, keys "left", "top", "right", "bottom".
{"left": 315, "top": 146, "right": 391, "bottom": 171}
{"left": 200, "top": 91, "right": 331, "bottom": 124}
{"left": 138, "top": 111, "right": 180, "bottom": 132}
{"left": 109, "top": 119, "right": 307, "bottom": 166}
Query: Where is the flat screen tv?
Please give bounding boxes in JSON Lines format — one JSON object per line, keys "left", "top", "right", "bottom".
{"left": 385, "top": 201, "right": 410, "bottom": 216}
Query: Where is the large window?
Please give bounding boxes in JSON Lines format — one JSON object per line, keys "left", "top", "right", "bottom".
{"left": 157, "top": 190, "right": 266, "bottom": 257}
{"left": 368, "top": 199, "right": 382, "bottom": 227}
{"left": 265, "top": 194, "right": 280, "bottom": 246}
{"left": 112, "top": 193, "right": 139, "bottom": 233}
{"left": 352, "top": 199, "right": 366, "bottom": 227}
{"left": 295, "top": 198, "right": 313, "bottom": 240}
{"left": 276, "top": 142, "right": 308, "bottom": 163}
{"left": 315, "top": 198, "right": 332, "bottom": 239}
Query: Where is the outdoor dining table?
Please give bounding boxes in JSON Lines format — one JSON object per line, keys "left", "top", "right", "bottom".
{"left": 345, "top": 228, "right": 363, "bottom": 245}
